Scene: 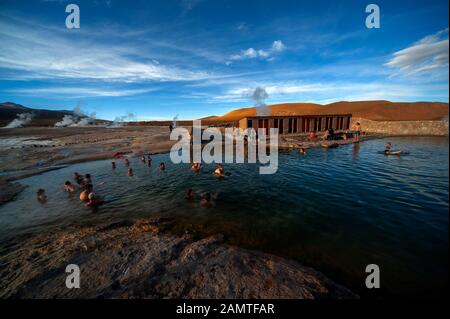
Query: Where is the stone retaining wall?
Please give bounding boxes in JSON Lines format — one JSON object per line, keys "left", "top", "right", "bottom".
{"left": 350, "top": 118, "right": 449, "bottom": 136}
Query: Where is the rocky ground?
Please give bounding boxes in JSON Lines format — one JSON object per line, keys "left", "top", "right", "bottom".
{"left": 0, "top": 126, "right": 174, "bottom": 177}
{"left": 0, "top": 218, "right": 357, "bottom": 299}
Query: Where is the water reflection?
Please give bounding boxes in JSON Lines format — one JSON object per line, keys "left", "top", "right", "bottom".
{"left": 0, "top": 137, "right": 448, "bottom": 298}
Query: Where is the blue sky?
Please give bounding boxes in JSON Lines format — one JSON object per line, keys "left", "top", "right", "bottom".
{"left": 0, "top": 0, "right": 448, "bottom": 120}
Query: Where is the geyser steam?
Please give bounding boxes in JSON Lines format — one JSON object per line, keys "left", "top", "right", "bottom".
{"left": 251, "top": 87, "right": 270, "bottom": 116}
{"left": 4, "top": 113, "right": 34, "bottom": 128}
{"left": 54, "top": 101, "right": 96, "bottom": 127}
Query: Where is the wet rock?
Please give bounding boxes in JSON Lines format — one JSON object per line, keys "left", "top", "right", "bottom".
{"left": 0, "top": 181, "right": 26, "bottom": 204}
{"left": 0, "top": 219, "right": 357, "bottom": 299}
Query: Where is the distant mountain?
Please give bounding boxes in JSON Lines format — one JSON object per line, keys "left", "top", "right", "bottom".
{"left": 214, "top": 101, "right": 449, "bottom": 122}
{"left": 0, "top": 102, "right": 108, "bottom": 127}
{"left": 198, "top": 115, "right": 219, "bottom": 121}
{"left": 0, "top": 102, "right": 30, "bottom": 110}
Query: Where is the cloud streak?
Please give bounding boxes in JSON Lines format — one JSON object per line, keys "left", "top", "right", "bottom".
{"left": 386, "top": 29, "right": 449, "bottom": 77}
{"left": 0, "top": 15, "right": 212, "bottom": 83}
{"left": 5, "top": 87, "right": 158, "bottom": 98}
{"left": 212, "top": 81, "right": 449, "bottom": 104}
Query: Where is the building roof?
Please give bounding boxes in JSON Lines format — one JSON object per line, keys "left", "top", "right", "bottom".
{"left": 239, "top": 114, "right": 352, "bottom": 121}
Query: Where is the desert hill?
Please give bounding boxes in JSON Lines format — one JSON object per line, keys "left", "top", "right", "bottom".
{"left": 215, "top": 101, "right": 449, "bottom": 122}
{"left": 0, "top": 102, "right": 74, "bottom": 127}
{"left": 0, "top": 102, "right": 111, "bottom": 127}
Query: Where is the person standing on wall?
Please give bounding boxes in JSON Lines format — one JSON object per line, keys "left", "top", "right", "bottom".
{"left": 354, "top": 122, "right": 362, "bottom": 142}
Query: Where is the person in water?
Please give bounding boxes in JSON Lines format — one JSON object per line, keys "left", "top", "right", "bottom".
{"left": 140, "top": 155, "right": 146, "bottom": 163}
{"left": 354, "top": 122, "right": 362, "bottom": 142}
{"left": 72, "top": 172, "right": 83, "bottom": 185}
{"left": 299, "top": 148, "right": 306, "bottom": 155}
{"left": 112, "top": 161, "right": 116, "bottom": 169}
{"left": 80, "top": 184, "right": 93, "bottom": 202}
{"left": 147, "top": 154, "right": 152, "bottom": 162}
{"left": 37, "top": 189, "right": 47, "bottom": 203}
{"left": 64, "top": 181, "right": 75, "bottom": 193}
{"left": 159, "top": 162, "right": 166, "bottom": 170}
{"left": 127, "top": 167, "right": 134, "bottom": 176}
{"left": 124, "top": 158, "right": 130, "bottom": 166}
{"left": 200, "top": 192, "right": 211, "bottom": 206}
{"left": 385, "top": 142, "right": 392, "bottom": 151}
{"left": 84, "top": 174, "right": 92, "bottom": 185}
{"left": 191, "top": 162, "right": 202, "bottom": 172}
{"left": 185, "top": 189, "right": 195, "bottom": 201}
{"left": 383, "top": 142, "right": 401, "bottom": 155}
{"left": 214, "top": 164, "right": 224, "bottom": 177}
{"left": 86, "top": 192, "right": 104, "bottom": 208}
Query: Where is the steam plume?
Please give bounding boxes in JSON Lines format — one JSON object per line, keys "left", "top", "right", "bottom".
{"left": 4, "top": 113, "right": 34, "bottom": 128}
{"left": 173, "top": 114, "right": 179, "bottom": 128}
{"left": 251, "top": 87, "right": 270, "bottom": 116}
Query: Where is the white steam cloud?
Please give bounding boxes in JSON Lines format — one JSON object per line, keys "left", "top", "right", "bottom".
{"left": 250, "top": 87, "right": 270, "bottom": 116}
{"left": 54, "top": 101, "right": 96, "bottom": 127}
{"left": 4, "top": 113, "right": 34, "bottom": 128}
{"left": 109, "top": 112, "right": 137, "bottom": 127}
{"left": 173, "top": 114, "right": 179, "bottom": 128}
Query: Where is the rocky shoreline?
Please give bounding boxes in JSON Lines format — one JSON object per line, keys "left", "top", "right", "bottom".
{"left": 0, "top": 218, "right": 357, "bottom": 299}
{"left": 0, "top": 181, "right": 26, "bottom": 204}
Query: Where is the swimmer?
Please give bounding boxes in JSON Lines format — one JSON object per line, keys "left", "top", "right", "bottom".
{"left": 214, "top": 164, "right": 224, "bottom": 177}
{"left": 185, "top": 189, "right": 195, "bottom": 201}
{"left": 147, "top": 155, "right": 152, "bottom": 162}
{"left": 385, "top": 142, "right": 392, "bottom": 151}
{"left": 72, "top": 172, "right": 83, "bottom": 185}
{"left": 37, "top": 189, "right": 47, "bottom": 203}
{"left": 86, "top": 192, "right": 104, "bottom": 208}
{"left": 80, "top": 184, "right": 93, "bottom": 202}
{"left": 127, "top": 167, "right": 134, "bottom": 176}
{"left": 140, "top": 155, "right": 146, "bottom": 163}
{"left": 383, "top": 142, "right": 398, "bottom": 155}
{"left": 191, "top": 162, "right": 202, "bottom": 172}
{"left": 124, "top": 158, "right": 130, "bottom": 166}
{"left": 299, "top": 148, "right": 306, "bottom": 155}
{"left": 64, "top": 181, "right": 75, "bottom": 193}
{"left": 84, "top": 173, "right": 92, "bottom": 185}
{"left": 112, "top": 161, "right": 116, "bottom": 169}
{"left": 159, "top": 162, "right": 166, "bottom": 171}
{"left": 200, "top": 192, "right": 211, "bottom": 206}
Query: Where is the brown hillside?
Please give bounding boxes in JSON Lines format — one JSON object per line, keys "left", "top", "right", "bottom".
{"left": 216, "top": 101, "right": 449, "bottom": 122}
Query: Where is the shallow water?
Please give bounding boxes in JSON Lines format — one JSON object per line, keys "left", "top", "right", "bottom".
{"left": 0, "top": 137, "right": 448, "bottom": 298}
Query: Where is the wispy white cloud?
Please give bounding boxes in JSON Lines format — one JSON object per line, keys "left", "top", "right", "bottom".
{"left": 0, "top": 15, "right": 213, "bottom": 83}
{"left": 386, "top": 28, "right": 449, "bottom": 77}
{"left": 212, "top": 81, "right": 449, "bottom": 104}
{"left": 229, "top": 40, "right": 286, "bottom": 62}
{"left": 5, "top": 87, "right": 157, "bottom": 98}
